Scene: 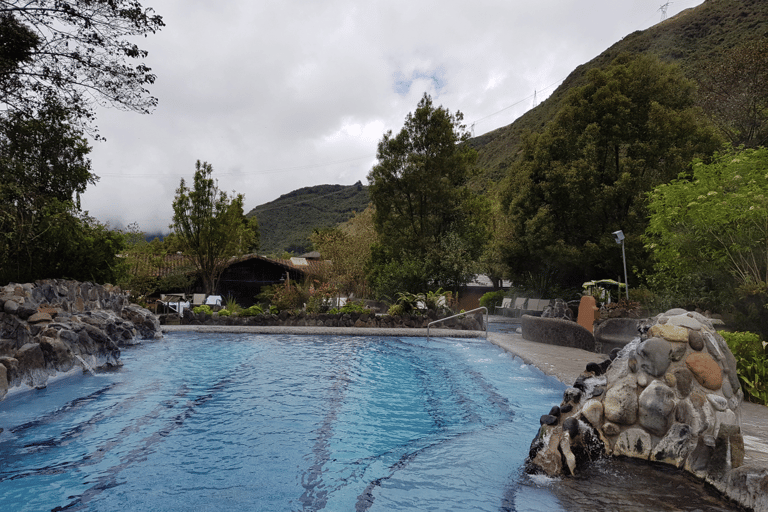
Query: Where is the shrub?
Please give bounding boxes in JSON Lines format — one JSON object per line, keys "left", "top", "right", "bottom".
{"left": 193, "top": 305, "right": 213, "bottom": 315}
{"left": 223, "top": 296, "right": 242, "bottom": 315}
{"left": 217, "top": 309, "right": 232, "bottom": 317}
{"left": 720, "top": 330, "right": 768, "bottom": 405}
{"left": 240, "top": 304, "right": 264, "bottom": 317}
{"left": 479, "top": 290, "right": 506, "bottom": 310}
{"left": 387, "top": 304, "right": 405, "bottom": 316}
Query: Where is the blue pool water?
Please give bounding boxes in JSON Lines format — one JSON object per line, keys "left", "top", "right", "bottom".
{"left": 0, "top": 333, "right": 743, "bottom": 511}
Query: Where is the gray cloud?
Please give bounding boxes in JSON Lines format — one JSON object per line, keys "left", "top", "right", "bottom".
{"left": 81, "top": 0, "right": 704, "bottom": 234}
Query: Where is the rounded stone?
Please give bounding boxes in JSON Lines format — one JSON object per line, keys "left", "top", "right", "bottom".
{"left": 638, "top": 380, "right": 676, "bottom": 437}
{"left": 628, "top": 357, "right": 637, "bottom": 373}
{"left": 664, "top": 372, "right": 676, "bottom": 389}
{"left": 637, "top": 373, "right": 649, "bottom": 387}
{"left": 673, "top": 367, "right": 694, "bottom": 397}
{"left": 721, "top": 378, "right": 733, "bottom": 399}
{"left": 562, "top": 416, "right": 579, "bottom": 438}
{"left": 667, "top": 314, "right": 702, "bottom": 331}
{"left": 636, "top": 337, "right": 672, "bottom": 377}
{"left": 582, "top": 399, "right": 604, "bottom": 428}
{"left": 689, "top": 330, "right": 705, "bottom": 351}
{"left": 685, "top": 352, "right": 723, "bottom": 390}
{"left": 649, "top": 323, "right": 689, "bottom": 342}
{"left": 3, "top": 299, "right": 19, "bottom": 315}
{"left": 540, "top": 414, "right": 558, "bottom": 426}
{"left": 563, "top": 387, "right": 582, "bottom": 404}
{"left": 651, "top": 423, "right": 696, "bottom": 467}
{"left": 707, "top": 393, "right": 728, "bottom": 412}
{"left": 603, "top": 421, "right": 621, "bottom": 436}
{"left": 614, "top": 427, "right": 652, "bottom": 459}
{"left": 604, "top": 377, "right": 638, "bottom": 425}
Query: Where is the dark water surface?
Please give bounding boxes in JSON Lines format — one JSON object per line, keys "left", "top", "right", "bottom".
{"left": 0, "top": 333, "right": 743, "bottom": 511}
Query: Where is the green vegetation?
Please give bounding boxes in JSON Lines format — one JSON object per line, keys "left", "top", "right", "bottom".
{"left": 367, "top": 93, "right": 489, "bottom": 298}
{"left": 1, "top": 2, "right": 163, "bottom": 127}
{"left": 720, "top": 331, "right": 768, "bottom": 405}
{"left": 311, "top": 207, "right": 377, "bottom": 299}
{"left": 328, "top": 300, "right": 371, "bottom": 315}
{"left": 171, "top": 160, "right": 258, "bottom": 294}
{"left": 193, "top": 305, "right": 213, "bottom": 315}
{"left": 0, "top": 99, "right": 127, "bottom": 284}
{"left": 468, "top": 0, "right": 768, "bottom": 188}
{"left": 479, "top": 290, "right": 506, "bottom": 310}
{"left": 247, "top": 182, "right": 369, "bottom": 255}
{"left": 499, "top": 53, "right": 721, "bottom": 289}
{"left": 646, "top": 146, "right": 768, "bottom": 335}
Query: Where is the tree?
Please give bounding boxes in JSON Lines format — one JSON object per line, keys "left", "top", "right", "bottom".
{"left": 171, "top": 160, "right": 257, "bottom": 295}
{"left": 646, "top": 146, "right": 768, "bottom": 335}
{"left": 500, "top": 53, "right": 721, "bottom": 288}
{"left": 697, "top": 38, "right": 768, "bottom": 149}
{"left": 311, "top": 206, "right": 377, "bottom": 298}
{"left": 0, "top": 1, "right": 164, "bottom": 127}
{"left": 0, "top": 98, "right": 125, "bottom": 284}
{"left": 366, "top": 93, "right": 487, "bottom": 296}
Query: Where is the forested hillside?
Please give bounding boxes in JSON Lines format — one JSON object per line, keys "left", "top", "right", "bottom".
{"left": 468, "top": 0, "right": 768, "bottom": 189}
{"left": 246, "top": 182, "right": 369, "bottom": 255}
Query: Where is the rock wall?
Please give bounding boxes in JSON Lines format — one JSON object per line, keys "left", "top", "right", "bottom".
{"left": 0, "top": 280, "right": 161, "bottom": 399}
{"left": 171, "top": 309, "right": 485, "bottom": 330}
{"left": 521, "top": 315, "right": 596, "bottom": 351}
{"left": 525, "top": 309, "right": 768, "bottom": 511}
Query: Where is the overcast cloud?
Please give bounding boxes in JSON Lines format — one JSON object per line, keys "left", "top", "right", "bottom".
{"left": 80, "top": 0, "right": 705, "bottom": 235}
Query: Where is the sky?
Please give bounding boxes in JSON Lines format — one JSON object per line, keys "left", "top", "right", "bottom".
{"left": 81, "top": 0, "right": 706, "bottom": 235}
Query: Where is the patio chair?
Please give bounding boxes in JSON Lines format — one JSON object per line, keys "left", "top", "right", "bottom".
{"left": 494, "top": 297, "right": 513, "bottom": 316}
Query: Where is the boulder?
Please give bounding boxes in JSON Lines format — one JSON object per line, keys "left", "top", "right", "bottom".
{"left": 526, "top": 309, "right": 746, "bottom": 501}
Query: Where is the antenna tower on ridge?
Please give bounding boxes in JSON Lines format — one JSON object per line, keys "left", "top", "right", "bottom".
{"left": 658, "top": 2, "right": 672, "bottom": 21}
{"left": 533, "top": 90, "right": 537, "bottom": 108}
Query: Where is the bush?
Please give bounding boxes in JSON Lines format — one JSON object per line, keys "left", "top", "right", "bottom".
{"left": 223, "top": 296, "right": 242, "bottom": 315}
{"left": 218, "top": 309, "right": 232, "bottom": 317}
{"left": 720, "top": 330, "right": 768, "bottom": 405}
{"left": 387, "top": 304, "right": 405, "bottom": 316}
{"left": 193, "top": 305, "right": 213, "bottom": 315}
{"left": 240, "top": 304, "right": 264, "bottom": 317}
{"left": 479, "top": 290, "right": 506, "bottom": 310}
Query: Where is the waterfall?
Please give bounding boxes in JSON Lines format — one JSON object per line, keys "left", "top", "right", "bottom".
{"left": 74, "top": 354, "right": 96, "bottom": 376}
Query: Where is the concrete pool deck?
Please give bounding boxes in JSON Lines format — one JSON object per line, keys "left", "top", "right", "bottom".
{"left": 162, "top": 318, "right": 768, "bottom": 468}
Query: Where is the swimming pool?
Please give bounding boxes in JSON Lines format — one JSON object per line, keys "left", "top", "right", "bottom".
{"left": 0, "top": 333, "right": 743, "bottom": 511}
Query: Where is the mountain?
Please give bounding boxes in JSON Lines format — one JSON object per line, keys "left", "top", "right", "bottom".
{"left": 248, "top": 0, "right": 767, "bottom": 257}
{"left": 246, "top": 182, "right": 369, "bottom": 255}
{"left": 469, "top": 0, "right": 768, "bottom": 188}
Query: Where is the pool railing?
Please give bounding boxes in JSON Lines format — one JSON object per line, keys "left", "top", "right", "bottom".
{"left": 427, "top": 307, "right": 488, "bottom": 339}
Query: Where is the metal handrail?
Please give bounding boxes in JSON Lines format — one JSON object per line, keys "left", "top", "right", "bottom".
{"left": 427, "top": 307, "right": 488, "bottom": 339}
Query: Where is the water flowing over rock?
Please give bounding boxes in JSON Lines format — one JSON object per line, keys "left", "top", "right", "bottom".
{"left": 525, "top": 309, "right": 767, "bottom": 510}
{"left": 0, "top": 280, "right": 161, "bottom": 399}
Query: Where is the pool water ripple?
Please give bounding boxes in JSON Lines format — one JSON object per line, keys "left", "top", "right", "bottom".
{"left": 0, "top": 333, "right": 745, "bottom": 511}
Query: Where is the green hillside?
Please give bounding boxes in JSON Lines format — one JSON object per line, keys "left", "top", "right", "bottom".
{"left": 248, "top": 0, "right": 767, "bottom": 258}
{"left": 247, "top": 182, "right": 369, "bottom": 255}
{"left": 469, "top": 0, "right": 768, "bottom": 188}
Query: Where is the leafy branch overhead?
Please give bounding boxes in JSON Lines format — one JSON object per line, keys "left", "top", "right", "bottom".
{"left": 0, "top": 0, "right": 164, "bottom": 127}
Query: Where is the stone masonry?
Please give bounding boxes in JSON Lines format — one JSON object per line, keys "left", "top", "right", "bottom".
{"left": 0, "top": 280, "right": 161, "bottom": 399}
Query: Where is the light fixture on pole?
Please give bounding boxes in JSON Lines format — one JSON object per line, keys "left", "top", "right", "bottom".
{"left": 612, "top": 230, "right": 629, "bottom": 301}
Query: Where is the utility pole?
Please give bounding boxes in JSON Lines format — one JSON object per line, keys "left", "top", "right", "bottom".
{"left": 659, "top": 2, "right": 672, "bottom": 22}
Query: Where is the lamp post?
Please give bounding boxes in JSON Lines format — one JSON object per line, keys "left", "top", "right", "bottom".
{"left": 612, "top": 230, "right": 629, "bottom": 301}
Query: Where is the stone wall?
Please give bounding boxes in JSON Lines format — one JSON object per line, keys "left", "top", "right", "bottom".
{"left": 521, "top": 315, "right": 596, "bottom": 352}
{"left": 0, "top": 280, "right": 161, "bottom": 399}
{"left": 168, "top": 308, "right": 485, "bottom": 331}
